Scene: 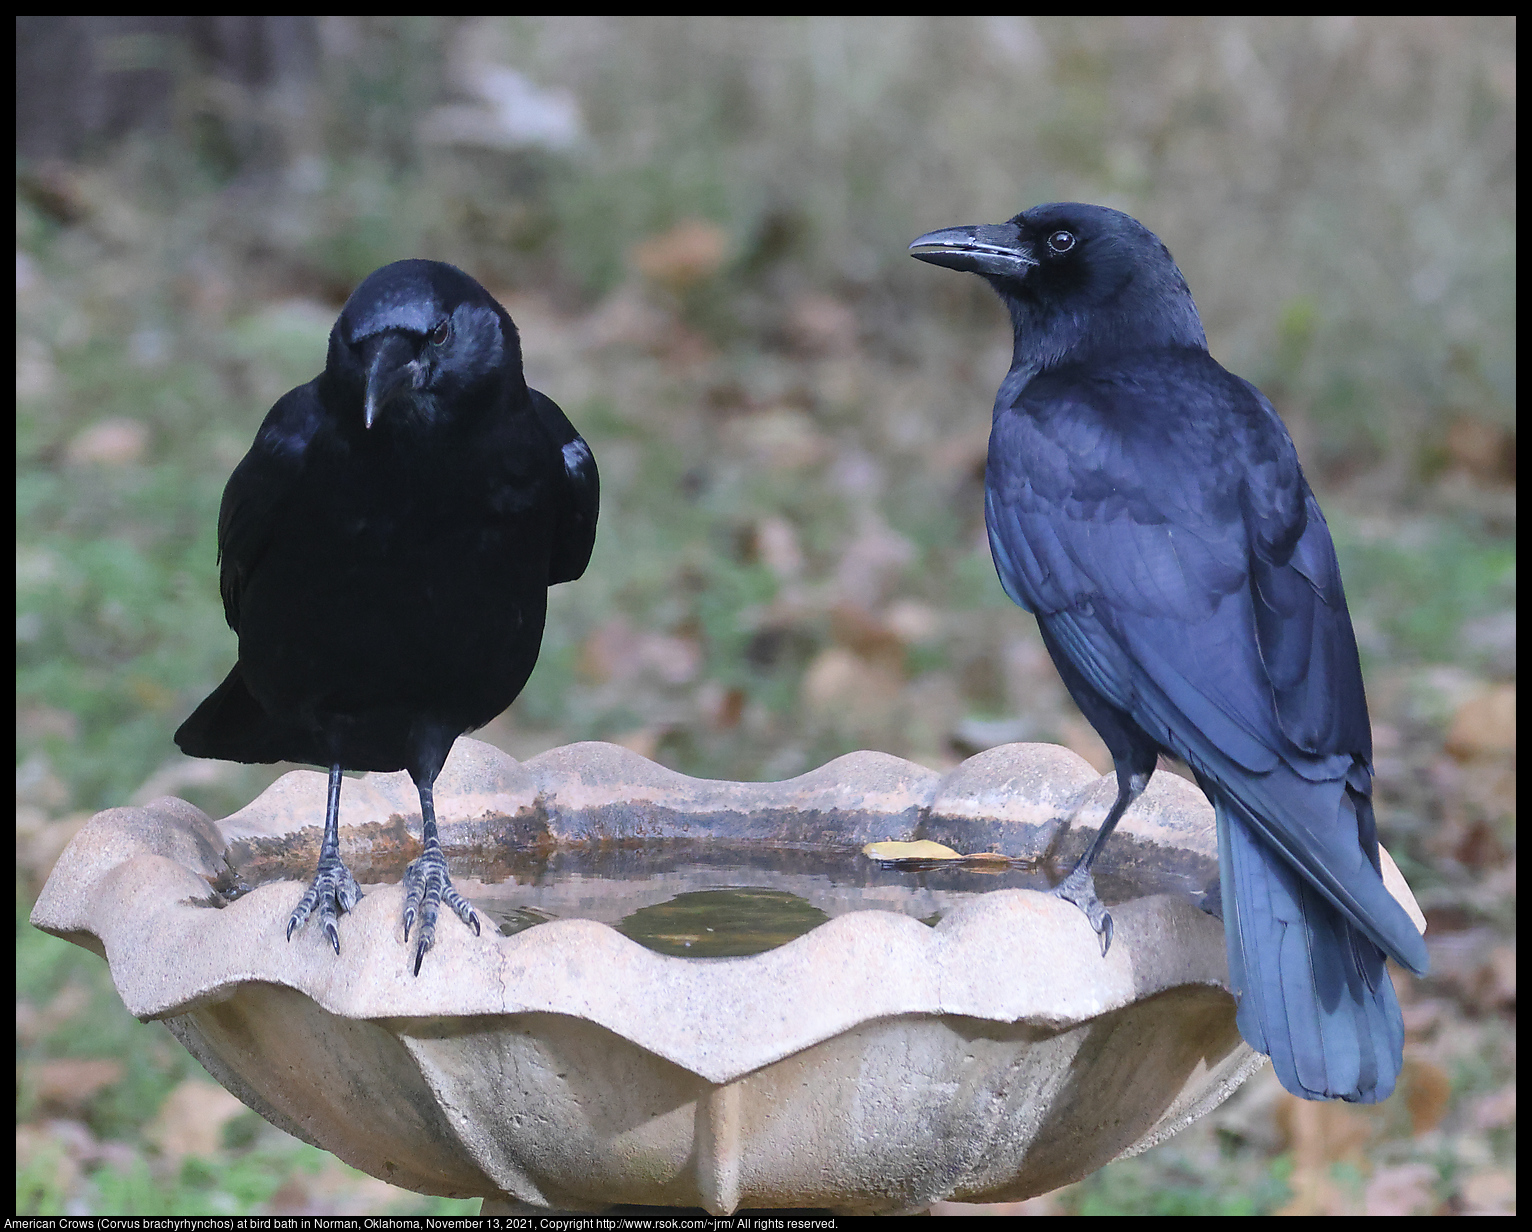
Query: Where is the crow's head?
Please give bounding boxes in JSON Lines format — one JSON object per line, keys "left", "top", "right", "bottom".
{"left": 911, "top": 202, "right": 1206, "bottom": 375}
{"left": 325, "top": 259, "right": 525, "bottom": 433}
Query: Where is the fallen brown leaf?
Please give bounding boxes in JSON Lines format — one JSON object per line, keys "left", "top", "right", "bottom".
{"left": 27, "top": 1058, "right": 125, "bottom": 1112}
{"left": 1445, "top": 684, "right": 1516, "bottom": 760}
{"left": 630, "top": 219, "right": 729, "bottom": 289}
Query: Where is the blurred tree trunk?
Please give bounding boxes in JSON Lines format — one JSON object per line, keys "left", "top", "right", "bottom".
{"left": 17, "top": 16, "right": 318, "bottom": 163}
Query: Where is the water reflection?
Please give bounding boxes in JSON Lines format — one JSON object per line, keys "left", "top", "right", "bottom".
{"left": 236, "top": 832, "right": 1208, "bottom": 959}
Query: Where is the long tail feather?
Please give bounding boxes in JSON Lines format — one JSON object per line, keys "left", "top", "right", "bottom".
{"left": 1216, "top": 791, "right": 1405, "bottom": 1103}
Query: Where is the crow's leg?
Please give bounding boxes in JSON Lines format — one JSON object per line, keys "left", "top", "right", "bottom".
{"left": 287, "top": 763, "right": 364, "bottom": 954}
{"left": 1033, "top": 625, "right": 1162, "bottom": 957}
{"left": 1053, "top": 762, "right": 1153, "bottom": 956}
{"left": 402, "top": 774, "right": 480, "bottom": 974}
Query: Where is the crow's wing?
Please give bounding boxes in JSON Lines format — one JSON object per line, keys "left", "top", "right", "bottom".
{"left": 175, "top": 381, "right": 327, "bottom": 766}
{"left": 215, "top": 381, "right": 326, "bottom": 634}
{"left": 529, "top": 388, "right": 599, "bottom": 585}
{"left": 984, "top": 354, "right": 1425, "bottom": 974}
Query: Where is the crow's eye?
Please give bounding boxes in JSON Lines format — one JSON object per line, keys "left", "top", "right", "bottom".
{"left": 1047, "top": 231, "right": 1076, "bottom": 254}
{"left": 428, "top": 320, "right": 450, "bottom": 347}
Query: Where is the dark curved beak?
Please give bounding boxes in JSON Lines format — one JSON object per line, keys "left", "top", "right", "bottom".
{"left": 909, "top": 223, "right": 1037, "bottom": 280}
{"left": 361, "top": 332, "right": 421, "bottom": 429}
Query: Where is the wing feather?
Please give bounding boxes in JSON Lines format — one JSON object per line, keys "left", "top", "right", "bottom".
{"left": 215, "top": 381, "right": 324, "bottom": 633}
{"left": 528, "top": 389, "right": 599, "bottom": 585}
{"left": 984, "top": 352, "right": 1424, "bottom": 971}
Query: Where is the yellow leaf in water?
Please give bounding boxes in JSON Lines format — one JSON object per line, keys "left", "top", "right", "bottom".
{"left": 862, "top": 840, "right": 962, "bottom": 861}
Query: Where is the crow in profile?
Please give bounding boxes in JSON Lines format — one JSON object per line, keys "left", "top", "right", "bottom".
{"left": 911, "top": 204, "right": 1427, "bottom": 1102}
{"left": 175, "top": 260, "right": 598, "bottom": 974}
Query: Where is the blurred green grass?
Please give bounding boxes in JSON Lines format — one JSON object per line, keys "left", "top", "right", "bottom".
{"left": 15, "top": 289, "right": 1516, "bottom": 817}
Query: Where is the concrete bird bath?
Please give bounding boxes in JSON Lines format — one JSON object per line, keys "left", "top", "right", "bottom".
{"left": 32, "top": 738, "right": 1424, "bottom": 1214}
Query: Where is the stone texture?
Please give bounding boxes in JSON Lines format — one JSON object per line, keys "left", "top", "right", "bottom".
{"left": 525, "top": 741, "right": 940, "bottom": 847}
{"left": 924, "top": 741, "right": 1100, "bottom": 858}
{"left": 31, "top": 737, "right": 1425, "bottom": 1213}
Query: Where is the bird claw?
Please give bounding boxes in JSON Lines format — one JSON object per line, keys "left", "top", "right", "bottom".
{"left": 402, "top": 849, "right": 479, "bottom": 974}
{"left": 287, "top": 854, "right": 364, "bottom": 954}
{"left": 1053, "top": 865, "right": 1114, "bottom": 956}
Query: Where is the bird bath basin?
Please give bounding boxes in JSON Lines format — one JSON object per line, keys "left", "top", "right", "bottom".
{"left": 32, "top": 738, "right": 1423, "bottom": 1214}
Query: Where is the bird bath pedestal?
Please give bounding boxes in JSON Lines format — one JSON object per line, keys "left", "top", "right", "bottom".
{"left": 31, "top": 738, "right": 1423, "bottom": 1214}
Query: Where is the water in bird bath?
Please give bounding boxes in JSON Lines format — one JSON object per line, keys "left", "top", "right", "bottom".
{"left": 36, "top": 752, "right": 1286, "bottom": 1213}
{"left": 226, "top": 829, "right": 1211, "bottom": 959}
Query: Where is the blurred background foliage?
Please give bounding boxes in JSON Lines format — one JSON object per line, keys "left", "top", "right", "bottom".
{"left": 16, "top": 16, "right": 1515, "bottom": 1216}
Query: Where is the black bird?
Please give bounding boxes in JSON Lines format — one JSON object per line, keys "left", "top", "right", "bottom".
{"left": 911, "top": 203, "right": 1427, "bottom": 1102}
{"left": 175, "top": 259, "right": 598, "bottom": 974}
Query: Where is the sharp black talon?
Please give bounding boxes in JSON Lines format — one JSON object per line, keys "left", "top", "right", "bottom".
{"left": 286, "top": 846, "right": 363, "bottom": 954}
{"left": 401, "top": 838, "right": 478, "bottom": 972}
{"left": 1054, "top": 863, "right": 1115, "bottom": 957}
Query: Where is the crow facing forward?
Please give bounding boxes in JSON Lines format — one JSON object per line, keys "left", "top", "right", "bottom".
{"left": 176, "top": 260, "right": 598, "bottom": 973}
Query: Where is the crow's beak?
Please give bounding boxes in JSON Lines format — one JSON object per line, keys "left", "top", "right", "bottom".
{"left": 362, "top": 333, "right": 420, "bottom": 430}
{"left": 909, "top": 223, "right": 1037, "bottom": 280}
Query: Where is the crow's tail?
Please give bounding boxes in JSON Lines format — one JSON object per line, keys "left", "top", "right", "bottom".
{"left": 1215, "top": 789, "right": 1406, "bottom": 1103}
{"left": 175, "top": 665, "right": 318, "bottom": 767}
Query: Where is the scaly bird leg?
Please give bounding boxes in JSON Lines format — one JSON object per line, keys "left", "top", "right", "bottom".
{"left": 402, "top": 776, "right": 480, "bottom": 974}
{"left": 1053, "top": 767, "right": 1151, "bottom": 956}
{"left": 287, "top": 763, "right": 365, "bottom": 954}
